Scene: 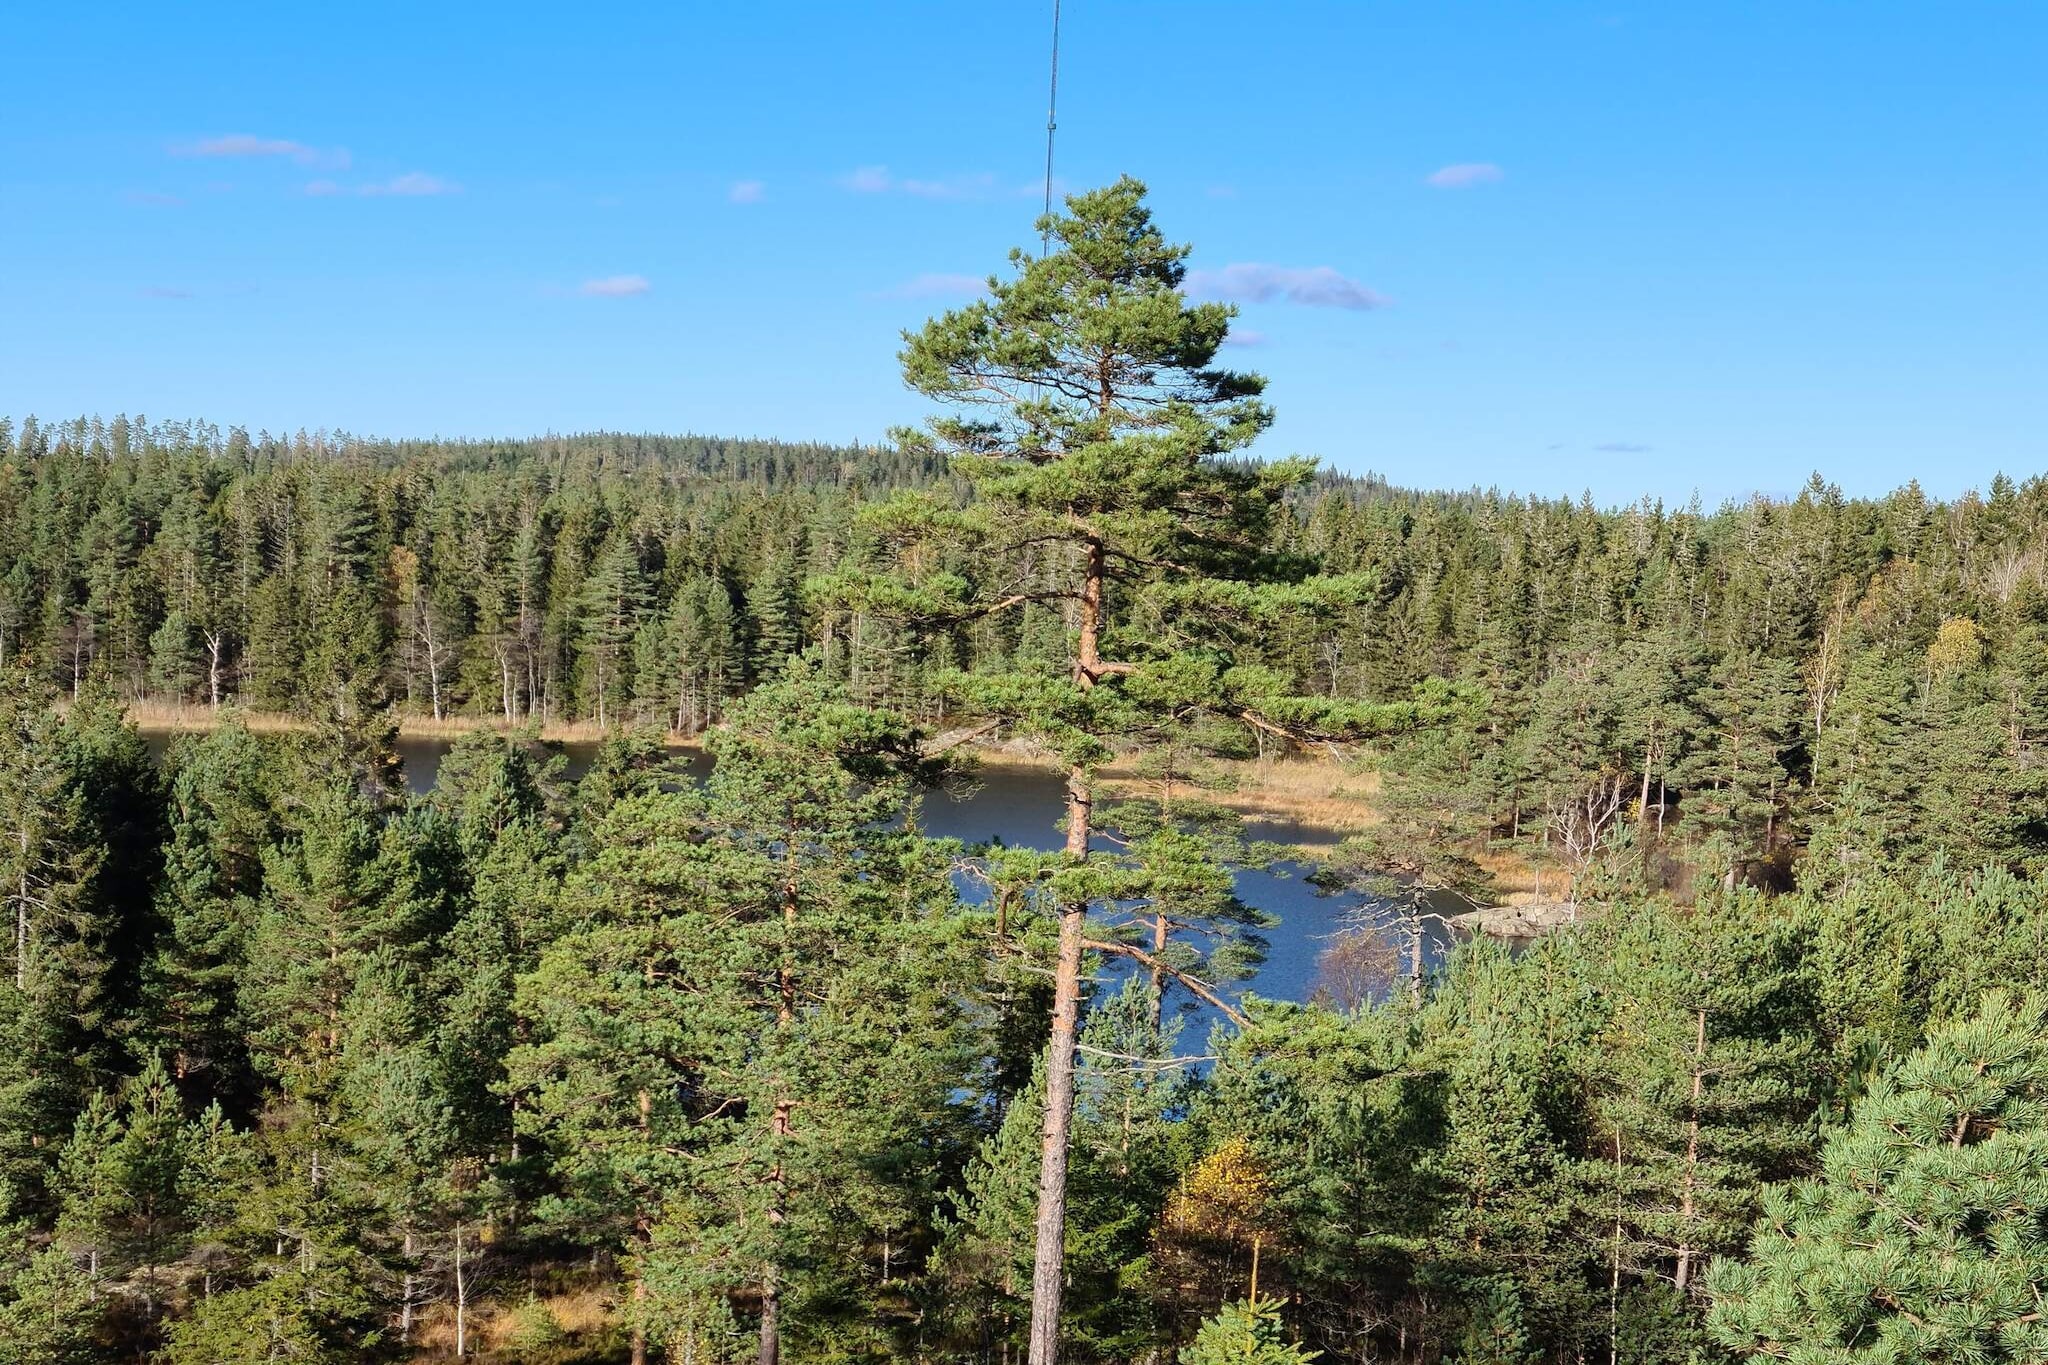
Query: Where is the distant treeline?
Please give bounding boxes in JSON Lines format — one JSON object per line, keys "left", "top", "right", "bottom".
{"left": 6, "top": 413, "right": 2046, "bottom": 888}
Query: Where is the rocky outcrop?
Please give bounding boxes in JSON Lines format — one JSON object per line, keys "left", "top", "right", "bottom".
{"left": 1449, "top": 896, "right": 1579, "bottom": 942}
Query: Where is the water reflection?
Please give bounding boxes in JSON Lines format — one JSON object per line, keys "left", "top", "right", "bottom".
{"left": 144, "top": 731, "right": 1455, "bottom": 1018}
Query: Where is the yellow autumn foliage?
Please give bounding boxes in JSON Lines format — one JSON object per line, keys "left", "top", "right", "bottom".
{"left": 1160, "top": 1135, "right": 1279, "bottom": 1251}
{"left": 1927, "top": 617, "right": 1985, "bottom": 677}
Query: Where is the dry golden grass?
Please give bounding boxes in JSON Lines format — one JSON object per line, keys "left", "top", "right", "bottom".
{"left": 119, "top": 700, "right": 698, "bottom": 748}
{"left": 956, "top": 741, "right": 1384, "bottom": 833}
{"left": 535, "top": 1285, "right": 616, "bottom": 1337}
{"left": 121, "top": 700, "right": 312, "bottom": 734}
{"left": 408, "top": 1302, "right": 466, "bottom": 1354}
{"left": 1474, "top": 845, "right": 1559, "bottom": 900}
{"left": 408, "top": 1284, "right": 615, "bottom": 1357}
{"left": 389, "top": 713, "right": 700, "bottom": 747}
{"left": 119, "top": 703, "right": 1377, "bottom": 832}
{"left": 1006, "top": 751, "right": 1384, "bottom": 832}
{"left": 1193, "top": 755, "right": 1382, "bottom": 832}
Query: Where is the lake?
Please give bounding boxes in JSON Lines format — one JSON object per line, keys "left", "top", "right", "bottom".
{"left": 152, "top": 732, "right": 1452, "bottom": 1020}
{"left": 410, "top": 738, "right": 1459, "bottom": 1019}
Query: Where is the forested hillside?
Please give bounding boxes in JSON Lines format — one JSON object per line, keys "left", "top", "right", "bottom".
{"left": 6, "top": 409, "right": 2047, "bottom": 888}
{"left": 5, "top": 178, "right": 2048, "bottom": 1364}
{"left": 10, "top": 686, "right": 2048, "bottom": 1364}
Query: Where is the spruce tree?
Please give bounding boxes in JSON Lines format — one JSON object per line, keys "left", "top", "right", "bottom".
{"left": 1588, "top": 898, "right": 1819, "bottom": 1303}
{"left": 1180, "top": 1295, "right": 1320, "bottom": 1365}
{"left": 138, "top": 717, "right": 277, "bottom": 1110}
{"left": 576, "top": 532, "right": 652, "bottom": 728}
{"left": 512, "top": 670, "right": 974, "bottom": 1365}
{"left": 0, "top": 677, "right": 159, "bottom": 1203}
{"left": 647, "top": 668, "right": 973, "bottom": 1364}
{"left": 0, "top": 1177, "right": 101, "bottom": 1364}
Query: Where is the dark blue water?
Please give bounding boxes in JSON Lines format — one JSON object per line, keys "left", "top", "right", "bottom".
{"left": 906, "top": 760, "right": 1369, "bottom": 1013}
{"left": 150, "top": 733, "right": 1448, "bottom": 1013}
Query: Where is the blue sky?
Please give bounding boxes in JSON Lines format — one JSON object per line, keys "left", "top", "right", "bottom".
{"left": 3, "top": 2, "right": 2043, "bottom": 504}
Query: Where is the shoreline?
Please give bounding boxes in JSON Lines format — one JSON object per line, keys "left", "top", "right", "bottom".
{"left": 126, "top": 703, "right": 1575, "bottom": 935}
{"left": 121, "top": 701, "right": 1380, "bottom": 834}
{"left": 122, "top": 700, "right": 696, "bottom": 747}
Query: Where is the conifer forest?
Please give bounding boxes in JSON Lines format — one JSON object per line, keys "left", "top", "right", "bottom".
{"left": 8, "top": 181, "right": 2048, "bottom": 1364}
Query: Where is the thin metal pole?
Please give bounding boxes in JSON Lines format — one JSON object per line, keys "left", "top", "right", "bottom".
{"left": 1042, "top": 0, "right": 1061, "bottom": 253}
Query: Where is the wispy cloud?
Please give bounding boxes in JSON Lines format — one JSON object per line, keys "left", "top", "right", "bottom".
{"left": 140, "top": 286, "right": 192, "bottom": 300}
{"left": 841, "top": 165, "right": 893, "bottom": 194}
{"left": 882, "top": 272, "right": 986, "bottom": 300}
{"left": 580, "top": 274, "right": 651, "bottom": 298}
{"left": 361, "top": 172, "right": 460, "bottom": 196}
{"left": 1426, "top": 162, "right": 1504, "bottom": 189}
{"left": 305, "top": 172, "right": 461, "bottom": 198}
{"left": 1594, "top": 442, "right": 1653, "bottom": 454}
{"left": 729, "top": 179, "right": 765, "bottom": 204}
{"left": 1206, "top": 184, "right": 1239, "bottom": 199}
{"left": 1187, "top": 263, "right": 1389, "bottom": 311}
{"left": 838, "top": 165, "right": 1019, "bottom": 201}
{"left": 176, "top": 134, "right": 350, "bottom": 170}
{"left": 1222, "top": 328, "right": 1268, "bottom": 348}
{"left": 125, "top": 191, "right": 185, "bottom": 207}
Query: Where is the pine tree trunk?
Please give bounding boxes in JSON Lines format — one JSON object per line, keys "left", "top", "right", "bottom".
{"left": 428, "top": 635, "right": 444, "bottom": 721}
{"left": 401, "top": 1231, "right": 416, "bottom": 1343}
{"left": 1609, "top": 1130, "right": 1622, "bottom": 1365}
{"left": 760, "top": 862, "right": 798, "bottom": 1365}
{"left": 16, "top": 825, "right": 29, "bottom": 990}
{"left": 633, "top": 1088, "right": 652, "bottom": 1365}
{"left": 1028, "top": 900, "right": 1085, "bottom": 1365}
{"left": 1675, "top": 1008, "right": 1707, "bottom": 1292}
{"left": 1407, "top": 908, "right": 1425, "bottom": 1002}
{"left": 205, "top": 630, "right": 224, "bottom": 706}
{"left": 1148, "top": 912, "right": 1168, "bottom": 1024}
{"left": 631, "top": 1260, "right": 648, "bottom": 1365}
{"left": 758, "top": 1270, "right": 781, "bottom": 1365}
{"left": 1027, "top": 767, "right": 1092, "bottom": 1365}
{"left": 454, "top": 1223, "right": 469, "bottom": 1359}
{"left": 1028, "top": 529, "right": 1110, "bottom": 1365}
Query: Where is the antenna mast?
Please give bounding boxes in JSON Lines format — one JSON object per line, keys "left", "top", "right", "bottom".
{"left": 1041, "top": 0, "right": 1061, "bottom": 253}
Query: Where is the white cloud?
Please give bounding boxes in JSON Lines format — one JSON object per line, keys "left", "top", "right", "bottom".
{"left": 360, "top": 172, "right": 460, "bottom": 197}
{"left": 1426, "top": 162, "right": 1504, "bottom": 189}
{"left": 1187, "top": 263, "right": 1389, "bottom": 311}
{"left": 1222, "top": 328, "right": 1268, "bottom": 348}
{"left": 305, "top": 173, "right": 461, "bottom": 198}
{"left": 729, "top": 179, "right": 766, "bottom": 204}
{"left": 580, "top": 274, "right": 651, "bottom": 298}
{"left": 838, "top": 165, "right": 1013, "bottom": 200}
{"left": 178, "top": 134, "right": 350, "bottom": 169}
